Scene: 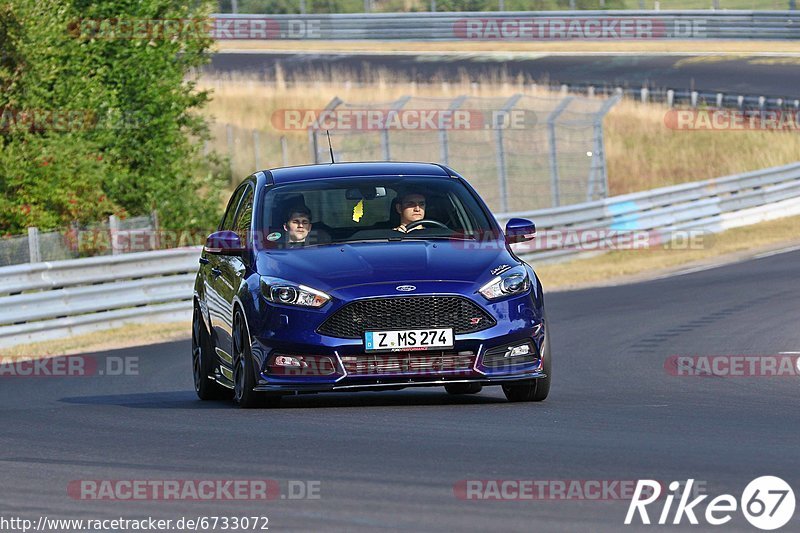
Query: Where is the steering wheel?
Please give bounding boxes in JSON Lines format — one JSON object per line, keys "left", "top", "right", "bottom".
{"left": 405, "top": 219, "right": 449, "bottom": 231}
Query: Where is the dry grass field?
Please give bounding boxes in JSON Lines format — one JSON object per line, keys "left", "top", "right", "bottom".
{"left": 199, "top": 71, "right": 800, "bottom": 195}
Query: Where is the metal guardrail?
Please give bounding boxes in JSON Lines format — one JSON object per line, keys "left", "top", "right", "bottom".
{"left": 1, "top": 162, "right": 800, "bottom": 347}
{"left": 0, "top": 249, "right": 200, "bottom": 347}
{"left": 211, "top": 11, "right": 800, "bottom": 40}
{"left": 498, "top": 162, "right": 800, "bottom": 261}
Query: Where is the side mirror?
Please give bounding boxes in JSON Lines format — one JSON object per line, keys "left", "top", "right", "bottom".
{"left": 205, "top": 230, "right": 245, "bottom": 255}
{"left": 505, "top": 218, "right": 536, "bottom": 244}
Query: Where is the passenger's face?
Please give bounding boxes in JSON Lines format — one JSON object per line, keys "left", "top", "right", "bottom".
{"left": 284, "top": 213, "right": 311, "bottom": 242}
{"left": 397, "top": 194, "right": 426, "bottom": 226}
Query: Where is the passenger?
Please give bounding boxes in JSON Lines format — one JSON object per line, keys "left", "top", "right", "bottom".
{"left": 393, "top": 192, "right": 427, "bottom": 233}
{"left": 283, "top": 205, "right": 313, "bottom": 247}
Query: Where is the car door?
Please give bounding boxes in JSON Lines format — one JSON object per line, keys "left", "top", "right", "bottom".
{"left": 212, "top": 183, "right": 254, "bottom": 377}
{"left": 205, "top": 184, "right": 247, "bottom": 374}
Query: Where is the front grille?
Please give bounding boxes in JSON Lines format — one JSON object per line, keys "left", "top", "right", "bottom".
{"left": 341, "top": 351, "right": 476, "bottom": 376}
{"left": 317, "top": 296, "right": 495, "bottom": 339}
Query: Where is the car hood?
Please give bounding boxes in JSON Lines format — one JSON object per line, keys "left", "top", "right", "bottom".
{"left": 256, "top": 240, "right": 518, "bottom": 293}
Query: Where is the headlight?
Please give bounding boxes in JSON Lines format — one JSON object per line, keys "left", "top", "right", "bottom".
{"left": 478, "top": 266, "right": 530, "bottom": 300}
{"left": 260, "top": 277, "right": 330, "bottom": 308}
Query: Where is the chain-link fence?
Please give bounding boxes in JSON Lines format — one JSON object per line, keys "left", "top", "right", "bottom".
{"left": 0, "top": 214, "right": 157, "bottom": 267}
{"left": 307, "top": 93, "right": 618, "bottom": 213}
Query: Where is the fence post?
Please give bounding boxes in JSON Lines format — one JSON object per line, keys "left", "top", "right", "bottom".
{"left": 494, "top": 94, "right": 523, "bottom": 214}
{"left": 439, "top": 95, "right": 466, "bottom": 167}
{"left": 382, "top": 96, "right": 410, "bottom": 161}
{"left": 109, "top": 215, "right": 120, "bottom": 255}
{"left": 150, "top": 210, "right": 160, "bottom": 250}
{"left": 546, "top": 96, "right": 574, "bottom": 208}
{"left": 226, "top": 124, "right": 235, "bottom": 178}
{"left": 253, "top": 130, "right": 261, "bottom": 170}
{"left": 308, "top": 128, "right": 319, "bottom": 164}
{"left": 587, "top": 94, "right": 621, "bottom": 202}
{"left": 27, "top": 227, "right": 41, "bottom": 263}
{"left": 281, "top": 136, "right": 289, "bottom": 167}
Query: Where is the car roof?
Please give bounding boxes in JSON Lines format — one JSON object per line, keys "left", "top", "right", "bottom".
{"left": 266, "top": 162, "right": 452, "bottom": 184}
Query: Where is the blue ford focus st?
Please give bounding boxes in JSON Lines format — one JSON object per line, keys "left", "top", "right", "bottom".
{"left": 192, "top": 162, "right": 550, "bottom": 408}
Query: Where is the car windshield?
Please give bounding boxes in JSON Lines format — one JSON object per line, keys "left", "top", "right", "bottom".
{"left": 258, "top": 176, "right": 497, "bottom": 248}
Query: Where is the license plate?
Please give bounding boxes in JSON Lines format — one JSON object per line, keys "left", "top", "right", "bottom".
{"left": 365, "top": 328, "right": 454, "bottom": 352}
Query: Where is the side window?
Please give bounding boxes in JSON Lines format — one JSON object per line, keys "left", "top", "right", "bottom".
{"left": 219, "top": 186, "right": 246, "bottom": 231}
{"left": 233, "top": 186, "right": 254, "bottom": 243}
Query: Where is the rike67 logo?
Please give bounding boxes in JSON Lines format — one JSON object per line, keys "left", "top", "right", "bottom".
{"left": 625, "top": 477, "right": 795, "bottom": 530}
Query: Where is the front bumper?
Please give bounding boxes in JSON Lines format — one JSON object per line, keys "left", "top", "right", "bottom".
{"left": 249, "top": 288, "right": 545, "bottom": 394}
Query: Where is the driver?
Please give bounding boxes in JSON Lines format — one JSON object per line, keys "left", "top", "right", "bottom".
{"left": 393, "top": 192, "right": 427, "bottom": 233}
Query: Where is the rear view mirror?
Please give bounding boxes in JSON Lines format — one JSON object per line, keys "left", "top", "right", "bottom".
{"left": 205, "top": 230, "right": 245, "bottom": 255}
{"left": 345, "top": 187, "right": 387, "bottom": 200}
{"left": 505, "top": 218, "right": 536, "bottom": 244}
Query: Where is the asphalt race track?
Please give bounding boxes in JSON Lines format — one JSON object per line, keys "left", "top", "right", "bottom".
{"left": 209, "top": 52, "right": 800, "bottom": 98}
{"left": 1, "top": 249, "right": 799, "bottom": 531}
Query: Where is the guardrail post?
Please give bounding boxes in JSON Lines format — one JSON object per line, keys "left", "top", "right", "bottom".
{"left": 27, "top": 227, "right": 41, "bottom": 263}
{"left": 738, "top": 95, "right": 744, "bottom": 109}
{"left": 299, "top": 0, "right": 306, "bottom": 14}
{"left": 691, "top": 91, "right": 698, "bottom": 108}
{"left": 430, "top": 0, "right": 436, "bottom": 11}
{"left": 547, "top": 96, "right": 574, "bottom": 208}
{"left": 495, "top": 94, "right": 522, "bottom": 213}
{"left": 231, "top": 0, "right": 238, "bottom": 15}
{"left": 640, "top": 87, "right": 648, "bottom": 103}
{"left": 667, "top": 90, "right": 674, "bottom": 107}
{"left": 716, "top": 93, "right": 723, "bottom": 108}
{"left": 109, "top": 215, "right": 120, "bottom": 256}
{"left": 439, "top": 95, "right": 466, "bottom": 167}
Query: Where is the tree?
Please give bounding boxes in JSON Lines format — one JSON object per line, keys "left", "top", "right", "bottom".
{"left": 0, "top": 0, "right": 225, "bottom": 234}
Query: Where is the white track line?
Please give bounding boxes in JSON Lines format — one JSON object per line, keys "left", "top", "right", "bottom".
{"left": 754, "top": 245, "right": 800, "bottom": 260}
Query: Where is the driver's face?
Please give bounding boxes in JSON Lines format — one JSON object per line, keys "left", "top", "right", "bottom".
{"left": 397, "top": 193, "right": 426, "bottom": 226}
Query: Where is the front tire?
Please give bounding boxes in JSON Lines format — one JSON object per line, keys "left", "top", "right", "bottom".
{"left": 192, "top": 303, "right": 231, "bottom": 401}
{"left": 502, "top": 324, "right": 551, "bottom": 402}
{"left": 232, "top": 311, "right": 281, "bottom": 409}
